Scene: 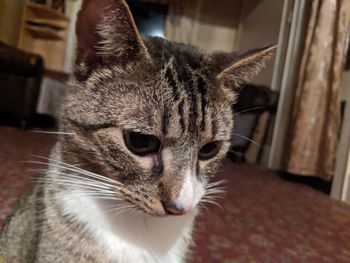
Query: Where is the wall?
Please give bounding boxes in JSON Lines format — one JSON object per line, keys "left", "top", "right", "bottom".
{"left": 193, "top": 0, "right": 241, "bottom": 52}
{"left": 165, "top": 0, "right": 241, "bottom": 52}
{"left": 63, "top": 0, "right": 83, "bottom": 73}
{"left": 235, "top": 0, "right": 284, "bottom": 87}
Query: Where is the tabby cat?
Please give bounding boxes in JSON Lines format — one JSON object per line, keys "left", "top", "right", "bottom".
{"left": 0, "top": 0, "right": 274, "bottom": 262}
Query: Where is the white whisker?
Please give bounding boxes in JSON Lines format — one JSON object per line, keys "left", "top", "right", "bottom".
{"left": 232, "top": 133, "right": 261, "bottom": 147}
{"left": 38, "top": 180, "right": 117, "bottom": 194}
{"left": 34, "top": 173, "right": 115, "bottom": 191}
{"left": 104, "top": 204, "right": 138, "bottom": 215}
{"left": 28, "top": 130, "right": 76, "bottom": 135}
{"left": 40, "top": 170, "right": 122, "bottom": 190}
{"left": 233, "top": 106, "right": 265, "bottom": 117}
{"left": 25, "top": 159, "right": 123, "bottom": 186}
{"left": 206, "top": 179, "right": 227, "bottom": 189}
{"left": 200, "top": 199, "right": 223, "bottom": 210}
{"left": 44, "top": 156, "right": 124, "bottom": 186}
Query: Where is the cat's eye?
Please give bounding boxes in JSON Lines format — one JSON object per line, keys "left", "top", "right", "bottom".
{"left": 198, "top": 141, "right": 222, "bottom": 160}
{"left": 123, "top": 130, "right": 161, "bottom": 156}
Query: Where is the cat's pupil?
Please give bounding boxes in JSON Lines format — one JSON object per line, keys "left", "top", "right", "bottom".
{"left": 123, "top": 130, "right": 160, "bottom": 156}
{"left": 198, "top": 141, "right": 221, "bottom": 160}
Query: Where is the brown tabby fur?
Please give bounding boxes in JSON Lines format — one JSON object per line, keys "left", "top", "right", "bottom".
{"left": 0, "top": 0, "right": 274, "bottom": 262}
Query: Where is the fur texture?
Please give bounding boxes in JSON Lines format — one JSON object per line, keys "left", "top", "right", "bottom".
{"left": 0, "top": 0, "right": 274, "bottom": 262}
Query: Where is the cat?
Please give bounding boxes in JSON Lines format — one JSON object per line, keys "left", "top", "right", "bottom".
{"left": 0, "top": 0, "right": 274, "bottom": 262}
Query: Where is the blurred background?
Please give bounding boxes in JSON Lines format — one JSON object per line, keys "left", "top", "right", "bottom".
{"left": 0, "top": 0, "right": 350, "bottom": 262}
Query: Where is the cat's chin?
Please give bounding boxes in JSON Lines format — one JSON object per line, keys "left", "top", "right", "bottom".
{"left": 61, "top": 191, "right": 196, "bottom": 255}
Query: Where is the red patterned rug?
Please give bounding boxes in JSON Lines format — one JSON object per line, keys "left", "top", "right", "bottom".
{"left": 1, "top": 125, "right": 350, "bottom": 262}
{"left": 0, "top": 126, "right": 55, "bottom": 227}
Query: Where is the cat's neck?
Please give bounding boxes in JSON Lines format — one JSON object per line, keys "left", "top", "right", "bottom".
{"left": 48, "top": 150, "right": 196, "bottom": 262}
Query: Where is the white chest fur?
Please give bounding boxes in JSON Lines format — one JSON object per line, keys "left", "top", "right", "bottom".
{"left": 60, "top": 189, "right": 196, "bottom": 263}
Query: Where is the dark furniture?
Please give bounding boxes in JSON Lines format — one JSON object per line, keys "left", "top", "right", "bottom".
{"left": 0, "top": 41, "right": 44, "bottom": 126}
{"left": 228, "top": 84, "right": 279, "bottom": 163}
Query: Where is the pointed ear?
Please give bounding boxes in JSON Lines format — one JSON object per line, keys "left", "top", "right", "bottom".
{"left": 216, "top": 45, "right": 276, "bottom": 89}
{"left": 76, "top": 0, "right": 150, "bottom": 66}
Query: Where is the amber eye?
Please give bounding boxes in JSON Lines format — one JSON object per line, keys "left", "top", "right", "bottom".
{"left": 123, "top": 130, "right": 161, "bottom": 156}
{"left": 198, "top": 141, "right": 222, "bottom": 160}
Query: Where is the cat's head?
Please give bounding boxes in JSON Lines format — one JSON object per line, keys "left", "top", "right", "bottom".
{"left": 60, "top": 0, "right": 274, "bottom": 216}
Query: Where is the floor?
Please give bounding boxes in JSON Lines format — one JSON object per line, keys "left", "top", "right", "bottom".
{"left": 1, "top": 125, "right": 350, "bottom": 263}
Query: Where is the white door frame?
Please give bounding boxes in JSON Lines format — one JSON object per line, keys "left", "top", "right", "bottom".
{"left": 331, "top": 96, "right": 350, "bottom": 203}
{"left": 268, "top": 0, "right": 309, "bottom": 170}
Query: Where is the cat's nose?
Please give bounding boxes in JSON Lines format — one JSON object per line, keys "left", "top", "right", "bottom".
{"left": 162, "top": 201, "right": 188, "bottom": 216}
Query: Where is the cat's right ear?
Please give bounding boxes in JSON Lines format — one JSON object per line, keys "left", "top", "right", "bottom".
{"left": 76, "top": 0, "right": 150, "bottom": 66}
{"left": 210, "top": 45, "right": 276, "bottom": 102}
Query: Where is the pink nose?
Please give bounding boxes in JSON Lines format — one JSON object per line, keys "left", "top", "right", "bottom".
{"left": 162, "top": 201, "right": 188, "bottom": 216}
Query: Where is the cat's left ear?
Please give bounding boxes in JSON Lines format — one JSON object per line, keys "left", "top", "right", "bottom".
{"left": 76, "top": 0, "right": 150, "bottom": 66}
{"left": 214, "top": 45, "right": 276, "bottom": 98}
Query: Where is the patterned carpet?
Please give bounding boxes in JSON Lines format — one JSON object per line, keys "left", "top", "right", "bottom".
{"left": 0, "top": 126, "right": 55, "bottom": 227}
{"left": 1, "top": 125, "right": 350, "bottom": 262}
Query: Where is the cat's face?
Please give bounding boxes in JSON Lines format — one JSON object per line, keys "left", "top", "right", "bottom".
{"left": 59, "top": 0, "right": 274, "bottom": 217}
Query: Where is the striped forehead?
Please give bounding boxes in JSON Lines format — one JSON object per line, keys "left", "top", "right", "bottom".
{"left": 161, "top": 59, "right": 218, "bottom": 139}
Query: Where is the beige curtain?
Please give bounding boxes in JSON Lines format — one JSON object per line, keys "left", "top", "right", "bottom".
{"left": 286, "top": 0, "right": 350, "bottom": 180}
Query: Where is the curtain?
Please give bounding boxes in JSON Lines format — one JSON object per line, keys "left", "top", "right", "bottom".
{"left": 286, "top": 0, "right": 350, "bottom": 180}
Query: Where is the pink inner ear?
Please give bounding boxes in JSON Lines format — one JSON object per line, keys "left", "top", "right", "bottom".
{"left": 75, "top": 0, "right": 149, "bottom": 67}
{"left": 75, "top": 0, "right": 116, "bottom": 64}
